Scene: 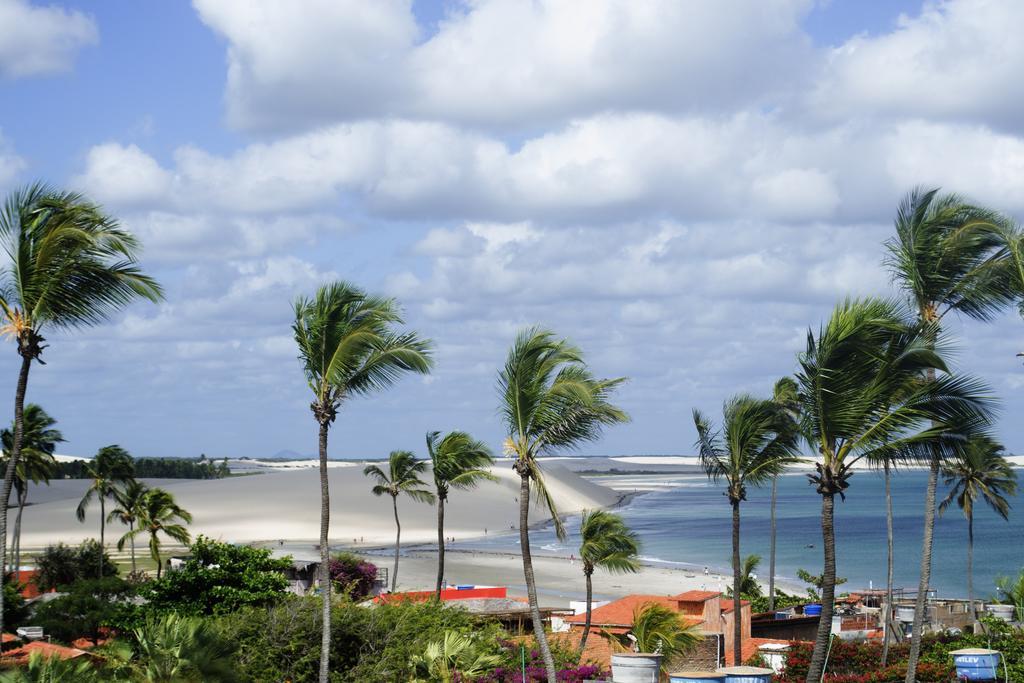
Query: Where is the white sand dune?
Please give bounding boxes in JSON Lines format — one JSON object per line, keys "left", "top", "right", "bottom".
{"left": 17, "top": 463, "right": 618, "bottom": 551}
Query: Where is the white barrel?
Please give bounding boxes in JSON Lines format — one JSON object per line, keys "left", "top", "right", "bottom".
{"left": 611, "top": 653, "right": 662, "bottom": 683}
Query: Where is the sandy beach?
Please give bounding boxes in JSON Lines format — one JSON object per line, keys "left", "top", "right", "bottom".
{"left": 17, "top": 461, "right": 618, "bottom": 551}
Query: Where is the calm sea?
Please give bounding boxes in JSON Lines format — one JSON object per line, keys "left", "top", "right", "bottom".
{"left": 455, "top": 469, "right": 1023, "bottom": 599}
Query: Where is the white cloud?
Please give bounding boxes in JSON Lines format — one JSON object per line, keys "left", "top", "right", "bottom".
{"left": 75, "top": 143, "right": 172, "bottom": 206}
{"left": 811, "top": 0, "right": 1024, "bottom": 130}
{"left": 192, "top": 0, "right": 812, "bottom": 131}
{"left": 192, "top": 0, "right": 418, "bottom": 130}
{"left": 0, "top": 0, "right": 97, "bottom": 78}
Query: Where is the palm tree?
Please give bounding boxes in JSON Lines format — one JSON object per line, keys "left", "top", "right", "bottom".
{"left": 119, "top": 488, "right": 192, "bottom": 578}
{"left": 694, "top": 395, "right": 798, "bottom": 666}
{"left": 939, "top": 436, "right": 1017, "bottom": 624}
{"left": 76, "top": 445, "right": 135, "bottom": 577}
{"left": 794, "top": 297, "right": 994, "bottom": 682}
{"left": 363, "top": 450, "right": 435, "bottom": 592}
{"left": 293, "top": 281, "right": 433, "bottom": 683}
{"left": 0, "top": 404, "right": 62, "bottom": 574}
{"left": 576, "top": 509, "right": 640, "bottom": 658}
{"left": 769, "top": 377, "right": 800, "bottom": 612}
{"left": 884, "top": 188, "right": 1015, "bottom": 682}
{"left": 412, "top": 631, "right": 503, "bottom": 683}
{"left": 498, "top": 327, "right": 628, "bottom": 683}
{"left": 427, "top": 430, "right": 494, "bottom": 598}
{"left": 132, "top": 612, "right": 237, "bottom": 682}
{"left": 732, "top": 554, "right": 762, "bottom": 597}
{"left": 0, "top": 183, "right": 161, "bottom": 634}
{"left": 107, "top": 479, "right": 150, "bottom": 574}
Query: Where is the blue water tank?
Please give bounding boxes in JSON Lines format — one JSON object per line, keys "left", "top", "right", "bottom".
{"left": 951, "top": 649, "right": 1001, "bottom": 681}
{"left": 804, "top": 603, "right": 822, "bottom": 616}
{"left": 716, "top": 666, "right": 774, "bottom": 683}
{"left": 669, "top": 672, "right": 725, "bottom": 683}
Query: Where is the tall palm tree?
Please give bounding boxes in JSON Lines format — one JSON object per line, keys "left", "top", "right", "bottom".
{"left": 795, "top": 297, "right": 994, "bottom": 682}
{"left": 694, "top": 395, "right": 798, "bottom": 666}
{"left": 107, "top": 479, "right": 150, "bottom": 574}
{"left": 363, "top": 450, "right": 435, "bottom": 592}
{"left": 76, "top": 445, "right": 135, "bottom": 577}
{"left": 939, "top": 435, "right": 1017, "bottom": 624}
{"left": 0, "top": 404, "right": 62, "bottom": 574}
{"left": 427, "top": 430, "right": 494, "bottom": 598}
{"left": 769, "top": 377, "right": 800, "bottom": 612}
{"left": 576, "top": 509, "right": 640, "bottom": 658}
{"left": 498, "top": 327, "right": 628, "bottom": 683}
{"left": 119, "top": 488, "right": 191, "bottom": 579}
{"left": 884, "top": 188, "right": 1015, "bottom": 682}
{"left": 293, "top": 281, "right": 433, "bottom": 683}
{"left": 0, "top": 183, "right": 161, "bottom": 635}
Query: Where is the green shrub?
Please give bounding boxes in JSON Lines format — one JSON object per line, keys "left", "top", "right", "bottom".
{"left": 218, "top": 596, "right": 507, "bottom": 682}
{"left": 32, "top": 577, "right": 135, "bottom": 646}
{"left": 143, "top": 536, "right": 292, "bottom": 615}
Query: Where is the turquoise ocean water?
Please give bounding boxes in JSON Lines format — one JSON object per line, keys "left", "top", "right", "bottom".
{"left": 455, "top": 469, "right": 1023, "bottom": 599}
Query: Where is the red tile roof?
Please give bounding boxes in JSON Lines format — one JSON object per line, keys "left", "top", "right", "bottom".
{"left": 2, "top": 641, "right": 89, "bottom": 665}
{"left": 8, "top": 570, "right": 53, "bottom": 600}
{"left": 673, "top": 590, "right": 721, "bottom": 602}
{"left": 564, "top": 595, "right": 702, "bottom": 627}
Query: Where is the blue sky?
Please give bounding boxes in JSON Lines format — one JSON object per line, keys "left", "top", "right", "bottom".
{"left": 1, "top": 0, "right": 1023, "bottom": 459}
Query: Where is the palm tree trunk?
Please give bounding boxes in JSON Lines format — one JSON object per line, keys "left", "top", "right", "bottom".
{"left": 518, "top": 469, "right": 556, "bottom": 683}
{"left": 152, "top": 534, "right": 162, "bottom": 579}
{"left": 578, "top": 567, "right": 593, "bottom": 660}
{"left": 882, "top": 462, "right": 895, "bottom": 666}
{"left": 435, "top": 495, "right": 445, "bottom": 599}
{"left": 904, "top": 451, "right": 939, "bottom": 683}
{"left": 769, "top": 477, "right": 777, "bottom": 612}
{"left": 99, "top": 495, "right": 105, "bottom": 578}
{"left": 316, "top": 421, "right": 332, "bottom": 683}
{"left": 967, "top": 513, "right": 975, "bottom": 625}
{"left": 0, "top": 352, "right": 33, "bottom": 638}
{"left": 129, "top": 521, "right": 137, "bottom": 574}
{"left": 13, "top": 487, "right": 26, "bottom": 578}
{"left": 805, "top": 492, "right": 836, "bottom": 683}
{"left": 391, "top": 495, "right": 400, "bottom": 593}
{"left": 731, "top": 500, "right": 742, "bottom": 668}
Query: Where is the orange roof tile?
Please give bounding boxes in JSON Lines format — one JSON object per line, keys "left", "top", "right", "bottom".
{"left": 565, "top": 595, "right": 704, "bottom": 627}
{"left": 2, "top": 641, "right": 88, "bottom": 665}
{"left": 673, "top": 590, "right": 721, "bottom": 602}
